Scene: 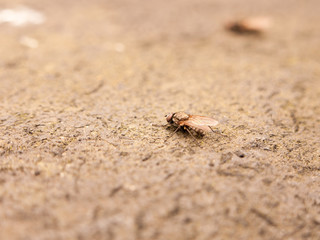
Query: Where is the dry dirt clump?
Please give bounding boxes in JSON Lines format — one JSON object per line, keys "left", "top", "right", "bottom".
{"left": 0, "top": 0, "right": 320, "bottom": 239}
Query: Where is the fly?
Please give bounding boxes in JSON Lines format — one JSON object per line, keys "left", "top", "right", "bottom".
{"left": 165, "top": 111, "right": 219, "bottom": 145}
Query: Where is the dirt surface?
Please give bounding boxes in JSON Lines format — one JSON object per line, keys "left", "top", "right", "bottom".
{"left": 1, "top": 0, "right": 320, "bottom": 239}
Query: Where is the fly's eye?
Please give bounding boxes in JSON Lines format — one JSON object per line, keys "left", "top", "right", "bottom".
{"left": 166, "top": 113, "right": 173, "bottom": 123}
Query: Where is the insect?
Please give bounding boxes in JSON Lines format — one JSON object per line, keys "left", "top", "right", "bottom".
{"left": 165, "top": 111, "right": 219, "bottom": 145}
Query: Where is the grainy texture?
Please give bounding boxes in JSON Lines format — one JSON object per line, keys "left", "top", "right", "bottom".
{"left": 0, "top": 0, "right": 320, "bottom": 240}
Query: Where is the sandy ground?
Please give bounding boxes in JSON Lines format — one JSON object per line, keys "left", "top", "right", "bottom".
{"left": 0, "top": 0, "right": 320, "bottom": 239}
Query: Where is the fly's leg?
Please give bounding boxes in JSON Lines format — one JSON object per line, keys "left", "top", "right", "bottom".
{"left": 208, "top": 126, "right": 229, "bottom": 138}
{"left": 208, "top": 126, "right": 216, "bottom": 134}
{"left": 152, "top": 123, "right": 170, "bottom": 127}
{"left": 164, "top": 126, "right": 181, "bottom": 142}
{"left": 184, "top": 127, "right": 201, "bottom": 147}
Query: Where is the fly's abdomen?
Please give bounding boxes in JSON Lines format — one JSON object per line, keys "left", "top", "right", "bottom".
{"left": 187, "top": 125, "right": 205, "bottom": 135}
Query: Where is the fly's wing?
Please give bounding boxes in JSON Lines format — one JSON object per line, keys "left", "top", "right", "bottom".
{"left": 180, "top": 115, "right": 219, "bottom": 133}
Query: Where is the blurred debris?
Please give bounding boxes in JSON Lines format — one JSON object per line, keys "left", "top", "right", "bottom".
{"left": 220, "top": 152, "right": 233, "bottom": 164}
{"left": 226, "top": 16, "right": 271, "bottom": 34}
{"left": 0, "top": 6, "right": 45, "bottom": 26}
{"left": 104, "top": 42, "right": 126, "bottom": 52}
{"left": 114, "top": 43, "right": 125, "bottom": 52}
{"left": 250, "top": 208, "right": 277, "bottom": 226}
{"left": 84, "top": 81, "right": 104, "bottom": 95}
{"left": 142, "top": 153, "right": 152, "bottom": 161}
{"left": 20, "top": 36, "right": 39, "bottom": 48}
{"left": 234, "top": 150, "right": 245, "bottom": 158}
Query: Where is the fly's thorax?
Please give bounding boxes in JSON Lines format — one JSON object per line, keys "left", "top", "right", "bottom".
{"left": 172, "top": 112, "right": 189, "bottom": 123}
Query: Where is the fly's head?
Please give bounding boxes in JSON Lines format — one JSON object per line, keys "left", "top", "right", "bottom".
{"left": 165, "top": 113, "right": 174, "bottom": 124}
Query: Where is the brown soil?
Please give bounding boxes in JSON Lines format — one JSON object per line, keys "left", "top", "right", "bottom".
{"left": 0, "top": 0, "right": 320, "bottom": 239}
